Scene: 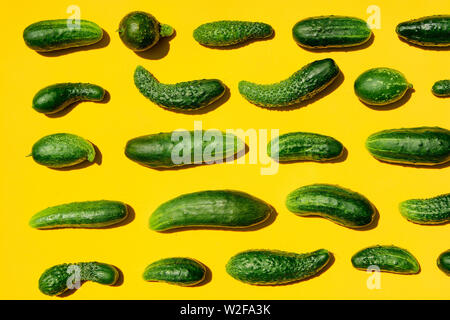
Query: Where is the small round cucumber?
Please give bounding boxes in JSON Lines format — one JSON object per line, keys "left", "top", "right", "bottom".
{"left": 293, "top": 15, "right": 372, "bottom": 49}
{"left": 134, "top": 65, "right": 226, "bottom": 111}
{"left": 32, "top": 83, "right": 105, "bottom": 114}
{"left": 143, "top": 257, "right": 206, "bottom": 286}
{"left": 354, "top": 68, "right": 412, "bottom": 106}
{"left": 396, "top": 15, "right": 450, "bottom": 47}
{"left": 238, "top": 58, "right": 340, "bottom": 108}
{"left": 399, "top": 193, "right": 449, "bottom": 225}
{"left": 31, "top": 133, "right": 96, "bottom": 168}
{"left": 366, "top": 127, "right": 450, "bottom": 166}
{"left": 268, "top": 132, "right": 344, "bottom": 162}
{"left": 437, "top": 250, "right": 450, "bottom": 275}
{"left": 118, "top": 11, "right": 174, "bottom": 52}
{"left": 351, "top": 245, "right": 420, "bottom": 274}
{"left": 30, "top": 200, "right": 129, "bottom": 229}
{"left": 226, "top": 249, "right": 331, "bottom": 285}
{"left": 193, "top": 20, "right": 273, "bottom": 47}
{"left": 23, "top": 19, "right": 103, "bottom": 52}
{"left": 149, "top": 190, "right": 273, "bottom": 231}
{"left": 39, "top": 262, "right": 119, "bottom": 296}
{"left": 432, "top": 80, "right": 450, "bottom": 97}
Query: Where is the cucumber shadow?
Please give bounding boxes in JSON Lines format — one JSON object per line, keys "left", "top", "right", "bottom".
{"left": 49, "top": 143, "right": 102, "bottom": 171}
{"left": 361, "top": 88, "right": 414, "bottom": 111}
{"left": 298, "top": 33, "right": 374, "bottom": 52}
{"left": 274, "top": 147, "right": 348, "bottom": 164}
{"left": 197, "top": 31, "right": 275, "bottom": 50}
{"left": 398, "top": 37, "right": 450, "bottom": 51}
{"left": 46, "top": 90, "right": 111, "bottom": 118}
{"left": 135, "top": 30, "right": 176, "bottom": 60}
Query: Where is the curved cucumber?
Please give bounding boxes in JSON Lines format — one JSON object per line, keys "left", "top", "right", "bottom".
{"left": 31, "top": 133, "right": 96, "bottom": 168}
{"left": 134, "top": 65, "right": 226, "bottom": 111}
{"left": 286, "top": 184, "right": 375, "bottom": 228}
{"left": 39, "top": 262, "right": 119, "bottom": 296}
{"left": 399, "top": 193, "right": 449, "bottom": 225}
{"left": 32, "top": 83, "right": 105, "bottom": 114}
{"left": 30, "top": 200, "right": 128, "bottom": 229}
{"left": 193, "top": 20, "right": 273, "bottom": 47}
{"left": 226, "top": 249, "right": 331, "bottom": 285}
{"left": 351, "top": 245, "right": 420, "bottom": 274}
{"left": 238, "top": 58, "right": 340, "bottom": 108}
{"left": 437, "top": 250, "right": 450, "bottom": 275}
{"left": 366, "top": 127, "right": 450, "bottom": 166}
{"left": 143, "top": 257, "right": 206, "bottom": 286}
{"left": 293, "top": 16, "right": 372, "bottom": 48}
{"left": 125, "top": 130, "right": 244, "bottom": 168}
{"left": 149, "top": 190, "right": 273, "bottom": 231}
{"left": 396, "top": 15, "right": 450, "bottom": 47}
{"left": 268, "top": 132, "right": 344, "bottom": 162}
{"left": 23, "top": 19, "right": 103, "bottom": 52}
{"left": 432, "top": 80, "right": 450, "bottom": 97}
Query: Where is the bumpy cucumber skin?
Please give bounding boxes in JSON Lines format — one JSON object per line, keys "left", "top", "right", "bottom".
{"left": 293, "top": 16, "right": 372, "bottom": 48}
{"left": 238, "top": 58, "right": 340, "bottom": 108}
{"left": 396, "top": 15, "right": 450, "bottom": 47}
{"left": 432, "top": 80, "right": 450, "bottom": 97}
{"left": 437, "top": 250, "right": 450, "bottom": 275}
{"left": 125, "top": 130, "right": 244, "bottom": 168}
{"left": 400, "top": 193, "right": 449, "bottom": 225}
{"left": 143, "top": 258, "right": 206, "bottom": 286}
{"left": 32, "top": 83, "right": 105, "bottom": 114}
{"left": 193, "top": 20, "right": 273, "bottom": 47}
{"left": 31, "top": 133, "right": 96, "bottom": 168}
{"left": 23, "top": 19, "right": 103, "bottom": 52}
{"left": 149, "top": 190, "right": 273, "bottom": 231}
{"left": 134, "top": 66, "right": 226, "bottom": 110}
{"left": 351, "top": 245, "right": 420, "bottom": 274}
{"left": 286, "top": 184, "right": 375, "bottom": 228}
{"left": 268, "top": 132, "right": 344, "bottom": 162}
{"left": 30, "top": 200, "right": 128, "bottom": 229}
{"left": 366, "top": 127, "right": 450, "bottom": 166}
{"left": 354, "top": 68, "right": 412, "bottom": 105}
{"left": 39, "top": 262, "right": 119, "bottom": 296}
{"left": 226, "top": 249, "right": 331, "bottom": 285}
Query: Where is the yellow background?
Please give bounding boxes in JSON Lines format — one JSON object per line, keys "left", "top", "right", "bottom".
{"left": 0, "top": 0, "right": 449, "bottom": 300}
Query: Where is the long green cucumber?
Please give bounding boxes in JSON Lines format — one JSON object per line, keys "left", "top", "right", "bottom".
{"left": 399, "top": 193, "right": 449, "bottom": 225}
{"left": 143, "top": 257, "right": 206, "bottom": 286}
{"left": 437, "top": 250, "right": 450, "bottom": 275}
{"left": 432, "top": 80, "right": 450, "bottom": 97}
{"left": 396, "top": 15, "right": 450, "bottom": 47}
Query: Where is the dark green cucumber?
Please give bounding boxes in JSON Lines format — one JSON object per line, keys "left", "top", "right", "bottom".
{"left": 149, "top": 190, "right": 273, "bottom": 231}
{"left": 125, "top": 130, "right": 244, "bottom": 168}
{"left": 437, "top": 250, "right": 450, "bottom": 275}
{"left": 118, "top": 11, "right": 174, "bottom": 51}
{"left": 226, "top": 249, "right": 331, "bottom": 285}
{"left": 238, "top": 58, "right": 340, "bottom": 108}
{"left": 399, "top": 193, "right": 449, "bottom": 225}
{"left": 286, "top": 184, "right": 375, "bottom": 228}
{"left": 30, "top": 200, "right": 128, "bottom": 229}
{"left": 432, "top": 80, "right": 450, "bottom": 97}
{"left": 396, "top": 15, "right": 450, "bottom": 47}
{"left": 39, "top": 262, "right": 119, "bottom": 296}
{"left": 134, "top": 65, "right": 226, "bottom": 111}
{"left": 23, "top": 19, "right": 103, "bottom": 52}
{"left": 354, "top": 68, "right": 412, "bottom": 106}
{"left": 268, "top": 132, "right": 344, "bottom": 162}
{"left": 351, "top": 245, "right": 420, "bottom": 274}
{"left": 32, "top": 83, "right": 105, "bottom": 114}
{"left": 293, "top": 16, "right": 372, "bottom": 49}
{"left": 30, "top": 133, "right": 96, "bottom": 168}
{"left": 193, "top": 20, "right": 273, "bottom": 47}
{"left": 366, "top": 127, "right": 450, "bottom": 166}
{"left": 143, "top": 257, "right": 206, "bottom": 286}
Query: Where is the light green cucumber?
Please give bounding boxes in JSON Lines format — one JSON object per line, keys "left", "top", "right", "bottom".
{"left": 399, "top": 193, "right": 449, "bottom": 225}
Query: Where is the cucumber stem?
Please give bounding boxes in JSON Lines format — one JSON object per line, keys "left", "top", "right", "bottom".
{"left": 160, "top": 24, "right": 174, "bottom": 38}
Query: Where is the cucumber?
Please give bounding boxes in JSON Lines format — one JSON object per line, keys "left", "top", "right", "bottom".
{"left": 29, "top": 200, "right": 128, "bottom": 229}
{"left": 193, "top": 20, "right": 273, "bottom": 47}
{"left": 432, "top": 80, "right": 450, "bottom": 97}
{"left": 437, "top": 250, "right": 450, "bottom": 275}
{"left": 286, "top": 184, "right": 375, "bottom": 228}
{"left": 399, "top": 193, "right": 449, "bottom": 225}
{"left": 226, "top": 249, "right": 331, "bottom": 285}
{"left": 118, "top": 11, "right": 174, "bottom": 52}
{"left": 39, "top": 262, "right": 119, "bottom": 296}
{"left": 134, "top": 65, "right": 226, "bottom": 111}
{"left": 32, "top": 83, "right": 105, "bottom": 114}
{"left": 149, "top": 190, "right": 273, "bottom": 231}
{"left": 23, "top": 19, "right": 103, "bottom": 52}
{"left": 292, "top": 16, "right": 372, "bottom": 49}
{"left": 354, "top": 68, "right": 412, "bottom": 106}
{"left": 31, "top": 133, "right": 96, "bottom": 168}
{"left": 143, "top": 257, "right": 206, "bottom": 286}
{"left": 125, "top": 130, "right": 244, "bottom": 168}
{"left": 366, "top": 127, "right": 450, "bottom": 166}
{"left": 351, "top": 245, "right": 420, "bottom": 274}
{"left": 396, "top": 15, "right": 450, "bottom": 47}
{"left": 238, "top": 58, "right": 340, "bottom": 108}
{"left": 268, "top": 132, "right": 344, "bottom": 162}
